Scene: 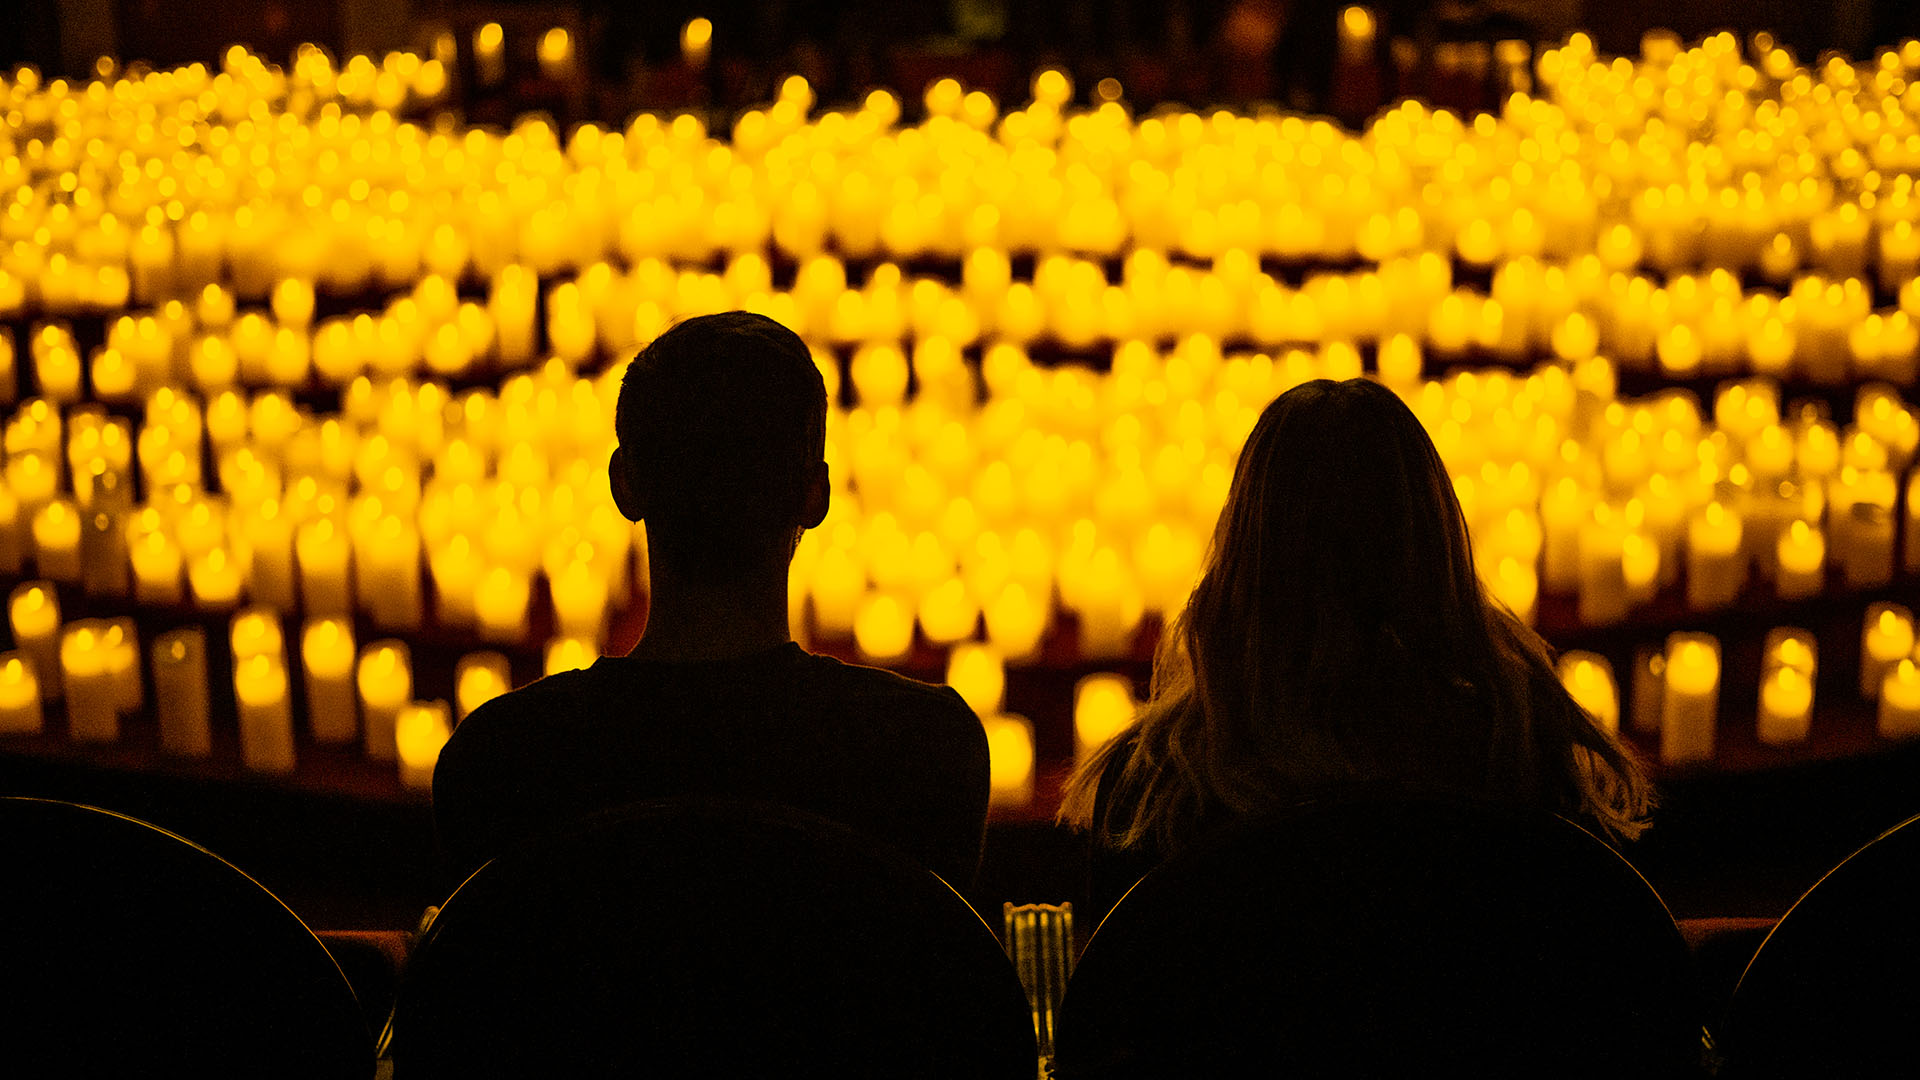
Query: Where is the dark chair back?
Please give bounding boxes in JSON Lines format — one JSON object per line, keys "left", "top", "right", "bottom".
{"left": 389, "top": 799, "right": 1037, "bottom": 1079}
{"left": 1055, "top": 797, "right": 1701, "bottom": 1079}
{"left": 0, "top": 796, "right": 373, "bottom": 1079}
{"left": 1718, "top": 811, "right": 1920, "bottom": 1079}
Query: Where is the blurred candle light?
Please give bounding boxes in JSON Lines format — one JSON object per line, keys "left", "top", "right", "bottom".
{"left": 234, "top": 655, "right": 295, "bottom": 773}
{"left": 1073, "top": 672, "right": 1137, "bottom": 760}
{"left": 1879, "top": 661, "right": 1920, "bottom": 739}
{"left": 1758, "top": 665, "right": 1814, "bottom": 745}
{"left": 1661, "top": 633, "right": 1719, "bottom": 765}
{"left": 455, "top": 652, "right": 512, "bottom": 722}
{"left": 9, "top": 581, "right": 61, "bottom": 699}
{"left": 396, "top": 700, "right": 453, "bottom": 788}
{"left": 357, "top": 640, "right": 413, "bottom": 762}
{"left": 0, "top": 653, "right": 43, "bottom": 734}
{"left": 544, "top": 636, "right": 597, "bottom": 676}
{"left": 946, "top": 642, "right": 1006, "bottom": 719}
{"left": 681, "top": 17, "right": 713, "bottom": 70}
{"left": 60, "top": 622, "right": 115, "bottom": 742}
{"left": 474, "top": 567, "right": 532, "bottom": 643}
{"left": 153, "top": 628, "right": 210, "bottom": 757}
{"left": 302, "top": 617, "right": 358, "bottom": 744}
{"left": 1861, "top": 604, "right": 1916, "bottom": 700}
{"left": 1556, "top": 652, "right": 1619, "bottom": 734}
{"left": 1685, "top": 501, "right": 1744, "bottom": 610}
{"left": 982, "top": 712, "right": 1035, "bottom": 809}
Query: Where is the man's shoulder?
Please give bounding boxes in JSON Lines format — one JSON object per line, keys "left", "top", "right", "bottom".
{"left": 796, "top": 651, "right": 980, "bottom": 729}
{"left": 452, "top": 665, "right": 611, "bottom": 739}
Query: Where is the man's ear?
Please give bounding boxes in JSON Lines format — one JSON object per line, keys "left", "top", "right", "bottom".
{"left": 799, "top": 460, "right": 830, "bottom": 530}
{"left": 609, "top": 448, "right": 645, "bottom": 523}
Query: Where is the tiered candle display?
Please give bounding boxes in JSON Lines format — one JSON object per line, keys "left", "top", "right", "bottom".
{"left": 0, "top": 25, "right": 1917, "bottom": 800}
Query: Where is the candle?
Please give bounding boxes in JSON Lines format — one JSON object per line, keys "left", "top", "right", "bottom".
{"left": 545, "top": 636, "right": 597, "bottom": 676}
{"left": 1880, "top": 661, "right": 1920, "bottom": 739}
{"left": 235, "top": 655, "right": 295, "bottom": 773}
{"left": 245, "top": 498, "right": 297, "bottom": 610}
{"left": 396, "top": 700, "right": 453, "bottom": 789}
{"left": 1759, "top": 665, "right": 1814, "bottom": 745}
{"left": 455, "top": 652, "right": 512, "bottom": 722}
{"left": 101, "top": 618, "right": 141, "bottom": 714}
{"left": 474, "top": 567, "right": 532, "bottom": 643}
{"left": 473, "top": 22, "right": 505, "bottom": 86}
{"left": 296, "top": 519, "right": 353, "bottom": 616}
{"left": 916, "top": 579, "right": 981, "bottom": 646}
{"left": 681, "top": 17, "right": 713, "bottom": 69}
{"left": 984, "top": 582, "right": 1049, "bottom": 664}
{"left": 1074, "top": 673, "right": 1136, "bottom": 760}
{"left": 0, "top": 653, "right": 43, "bottom": 734}
{"left": 982, "top": 712, "right": 1035, "bottom": 809}
{"left": 129, "top": 527, "right": 185, "bottom": 605}
{"left": 81, "top": 506, "right": 131, "bottom": 597}
{"left": 1685, "top": 501, "right": 1745, "bottom": 610}
{"left": 1661, "top": 633, "right": 1719, "bottom": 765}
{"left": 31, "top": 499, "right": 83, "bottom": 582}
{"left": 357, "top": 640, "right": 413, "bottom": 762}
{"left": 854, "top": 593, "right": 916, "bottom": 664}
{"left": 549, "top": 558, "right": 610, "bottom": 645}
{"left": 946, "top": 643, "right": 1006, "bottom": 719}
{"left": 9, "top": 581, "right": 61, "bottom": 699}
{"left": 1576, "top": 504, "right": 1628, "bottom": 626}
{"left": 1774, "top": 519, "right": 1826, "bottom": 600}
{"left": 1861, "top": 604, "right": 1916, "bottom": 700}
{"left": 808, "top": 546, "right": 865, "bottom": 638}
{"left": 153, "top": 628, "right": 210, "bottom": 757}
{"left": 187, "top": 548, "right": 244, "bottom": 610}
{"left": 1556, "top": 652, "right": 1619, "bottom": 735}
{"left": 1764, "top": 627, "right": 1818, "bottom": 680}
{"left": 302, "top": 617, "right": 358, "bottom": 744}
{"left": 1539, "top": 477, "right": 1590, "bottom": 594}
{"left": 61, "top": 622, "right": 116, "bottom": 742}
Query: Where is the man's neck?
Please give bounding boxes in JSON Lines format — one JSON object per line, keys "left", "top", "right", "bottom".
{"left": 624, "top": 558, "right": 793, "bottom": 665}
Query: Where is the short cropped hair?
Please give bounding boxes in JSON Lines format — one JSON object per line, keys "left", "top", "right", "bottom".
{"left": 613, "top": 312, "right": 828, "bottom": 577}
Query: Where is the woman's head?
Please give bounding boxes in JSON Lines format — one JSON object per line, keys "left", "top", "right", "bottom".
{"left": 1061, "top": 378, "right": 1649, "bottom": 852}
{"left": 1192, "top": 379, "right": 1484, "bottom": 735}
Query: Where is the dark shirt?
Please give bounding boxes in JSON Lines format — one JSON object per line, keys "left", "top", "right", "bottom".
{"left": 433, "top": 642, "right": 990, "bottom": 887}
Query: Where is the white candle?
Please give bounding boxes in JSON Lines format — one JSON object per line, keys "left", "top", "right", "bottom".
{"left": 0, "top": 652, "right": 44, "bottom": 733}
{"left": 301, "top": 617, "right": 358, "bottom": 744}
{"left": 235, "top": 655, "right": 295, "bottom": 773}
{"left": 1074, "top": 673, "right": 1137, "bottom": 760}
{"left": 8, "top": 581, "right": 61, "bottom": 699}
{"left": 854, "top": 593, "right": 916, "bottom": 664}
{"left": 1629, "top": 643, "right": 1665, "bottom": 733}
{"left": 187, "top": 548, "right": 244, "bottom": 610}
{"left": 1774, "top": 520, "right": 1826, "bottom": 600}
{"left": 1758, "top": 665, "right": 1813, "bottom": 745}
{"left": 1879, "top": 660, "right": 1920, "bottom": 739}
{"left": 1661, "top": 633, "right": 1719, "bottom": 765}
{"left": 1861, "top": 604, "right": 1916, "bottom": 699}
{"left": 544, "top": 636, "right": 597, "bottom": 676}
{"left": 1577, "top": 505, "right": 1628, "bottom": 626}
{"left": 984, "top": 582, "right": 1049, "bottom": 663}
{"left": 60, "top": 621, "right": 116, "bottom": 742}
{"left": 982, "top": 712, "right": 1035, "bottom": 809}
{"left": 153, "top": 627, "right": 211, "bottom": 757}
{"left": 1556, "top": 651, "right": 1619, "bottom": 735}
{"left": 455, "top": 652, "right": 512, "bottom": 722}
{"left": 31, "top": 499, "right": 83, "bottom": 582}
{"left": 229, "top": 607, "right": 285, "bottom": 667}
{"left": 430, "top": 535, "right": 482, "bottom": 627}
{"left": 296, "top": 519, "right": 353, "bottom": 617}
{"left": 357, "top": 640, "right": 413, "bottom": 761}
{"left": 129, "top": 527, "right": 185, "bottom": 605}
{"left": 474, "top": 567, "right": 531, "bottom": 643}
{"left": 396, "top": 700, "right": 453, "bottom": 789}
{"left": 101, "top": 618, "right": 141, "bottom": 714}
{"left": 946, "top": 642, "right": 1006, "bottom": 719}
{"left": 1686, "top": 501, "right": 1745, "bottom": 610}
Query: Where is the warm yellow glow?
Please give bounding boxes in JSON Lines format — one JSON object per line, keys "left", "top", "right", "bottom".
{"left": 682, "top": 18, "right": 713, "bottom": 66}
{"left": 1073, "top": 673, "right": 1136, "bottom": 759}
{"left": 395, "top": 700, "right": 453, "bottom": 788}
{"left": 947, "top": 643, "right": 1006, "bottom": 719}
{"left": 983, "top": 713, "right": 1035, "bottom": 808}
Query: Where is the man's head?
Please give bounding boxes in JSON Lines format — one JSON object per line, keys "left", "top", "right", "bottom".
{"left": 610, "top": 312, "right": 830, "bottom": 579}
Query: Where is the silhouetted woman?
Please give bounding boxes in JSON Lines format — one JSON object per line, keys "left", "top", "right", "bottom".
{"left": 1059, "top": 377, "right": 1652, "bottom": 917}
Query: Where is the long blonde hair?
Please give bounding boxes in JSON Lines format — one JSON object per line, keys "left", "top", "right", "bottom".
{"left": 1059, "top": 379, "right": 1651, "bottom": 854}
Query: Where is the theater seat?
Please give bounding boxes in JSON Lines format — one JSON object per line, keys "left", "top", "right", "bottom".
{"left": 1054, "top": 797, "right": 1703, "bottom": 1079}
{"left": 387, "top": 799, "right": 1036, "bottom": 1079}
{"left": 1717, "top": 811, "right": 1920, "bottom": 1079}
{"left": 0, "top": 796, "right": 373, "bottom": 1079}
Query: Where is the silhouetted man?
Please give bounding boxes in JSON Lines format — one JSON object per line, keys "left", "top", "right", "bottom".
{"left": 434, "top": 312, "right": 989, "bottom": 885}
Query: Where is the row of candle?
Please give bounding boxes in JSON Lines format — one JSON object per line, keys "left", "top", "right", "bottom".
{"left": 1, "top": 348, "right": 1914, "bottom": 669}
{"left": 1551, "top": 602, "right": 1920, "bottom": 767}
{"left": 19, "top": 33, "right": 1920, "bottom": 330}
{"left": 11, "top": 575, "right": 1915, "bottom": 806}
{"left": 0, "top": 579, "right": 514, "bottom": 786}
{"left": 19, "top": 254, "right": 1920, "bottom": 407}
